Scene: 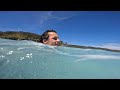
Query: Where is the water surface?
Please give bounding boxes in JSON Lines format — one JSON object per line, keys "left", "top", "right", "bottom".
{"left": 0, "top": 39, "right": 120, "bottom": 79}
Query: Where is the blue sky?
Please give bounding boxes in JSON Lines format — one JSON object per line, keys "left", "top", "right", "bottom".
{"left": 0, "top": 11, "right": 120, "bottom": 49}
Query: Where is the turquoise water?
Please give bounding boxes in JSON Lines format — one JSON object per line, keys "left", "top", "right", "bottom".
{"left": 0, "top": 38, "right": 120, "bottom": 79}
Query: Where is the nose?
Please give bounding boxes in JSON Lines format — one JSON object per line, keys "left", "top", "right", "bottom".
{"left": 56, "top": 39, "right": 60, "bottom": 46}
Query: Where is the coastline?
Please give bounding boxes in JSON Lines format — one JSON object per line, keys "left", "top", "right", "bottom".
{"left": 0, "top": 31, "right": 120, "bottom": 52}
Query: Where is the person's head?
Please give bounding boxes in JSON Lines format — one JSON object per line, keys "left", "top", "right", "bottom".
{"left": 39, "top": 30, "right": 60, "bottom": 46}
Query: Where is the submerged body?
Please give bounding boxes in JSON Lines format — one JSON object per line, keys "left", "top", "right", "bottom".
{"left": 0, "top": 39, "right": 120, "bottom": 79}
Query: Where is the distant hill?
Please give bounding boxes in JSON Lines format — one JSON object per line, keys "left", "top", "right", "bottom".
{"left": 0, "top": 31, "right": 41, "bottom": 42}
{"left": 0, "top": 31, "right": 120, "bottom": 52}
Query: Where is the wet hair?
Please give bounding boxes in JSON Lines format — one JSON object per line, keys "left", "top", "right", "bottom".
{"left": 39, "top": 30, "right": 57, "bottom": 43}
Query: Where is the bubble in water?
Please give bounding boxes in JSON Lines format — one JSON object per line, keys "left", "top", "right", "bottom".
{"left": 26, "top": 55, "right": 30, "bottom": 58}
{"left": 6, "top": 60, "right": 10, "bottom": 63}
{"left": 20, "top": 57, "right": 24, "bottom": 60}
{"left": 0, "top": 55, "right": 5, "bottom": 58}
{"left": 26, "top": 53, "right": 32, "bottom": 58}
{"left": 0, "top": 48, "right": 3, "bottom": 50}
{"left": 7, "top": 51, "right": 13, "bottom": 55}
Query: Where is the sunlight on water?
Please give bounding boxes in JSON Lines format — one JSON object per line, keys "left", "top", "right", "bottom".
{"left": 0, "top": 39, "right": 120, "bottom": 79}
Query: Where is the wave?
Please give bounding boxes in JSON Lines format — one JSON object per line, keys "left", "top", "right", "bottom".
{"left": 75, "top": 55, "right": 120, "bottom": 62}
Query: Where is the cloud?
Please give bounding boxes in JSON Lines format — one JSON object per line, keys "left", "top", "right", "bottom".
{"left": 50, "top": 15, "right": 74, "bottom": 21}
{"left": 96, "top": 43, "right": 120, "bottom": 50}
{"left": 39, "top": 11, "right": 53, "bottom": 28}
{"left": 39, "top": 11, "right": 76, "bottom": 28}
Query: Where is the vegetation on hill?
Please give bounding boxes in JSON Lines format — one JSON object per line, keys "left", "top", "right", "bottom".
{"left": 0, "top": 31, "right": 41, "bottom": 42}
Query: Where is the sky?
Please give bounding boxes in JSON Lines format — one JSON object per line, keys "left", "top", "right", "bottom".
{"left": 0, "top": 11, "right": 120, "bottom": 50}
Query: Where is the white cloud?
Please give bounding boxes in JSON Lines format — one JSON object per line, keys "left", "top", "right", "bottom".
{"left": 96, "top": 43, "right": 120, "bottom": 50}
{"left": 39, "top": 11, "right": 76, "bottom": 28}
{"left": 39, "top": 12, "right": 52, "bottom": 24}
{"left": 39, "top": 11, "right": 53, "bottom": 28}
{"left": 50, "top": 15, "right": 74, "bottom": 21}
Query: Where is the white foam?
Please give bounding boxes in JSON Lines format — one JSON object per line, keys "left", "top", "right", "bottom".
{"left": 17, "top": 47, "right": 25, "bottom": 50}
{"left": 75, "top": 55, "right": 120, "bottom": 62}
{"left": 80, "top": 55, "right": 120, "bottom": 59}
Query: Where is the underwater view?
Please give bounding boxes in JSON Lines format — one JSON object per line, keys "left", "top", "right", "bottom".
{"left": 0, "top": 38, "right": 120, "bottom": 79}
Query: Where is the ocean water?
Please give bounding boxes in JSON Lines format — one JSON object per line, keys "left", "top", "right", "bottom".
{"left": 0, "top": 38, "right": 120, "bottom": 79}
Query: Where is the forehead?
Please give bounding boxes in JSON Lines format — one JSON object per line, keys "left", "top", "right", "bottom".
{"left": 48, "top": 32, "right": 58, "bottom": 37}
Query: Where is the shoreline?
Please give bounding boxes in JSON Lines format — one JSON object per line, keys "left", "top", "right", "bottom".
{"left": 0, "top": 31, "right": 120, "bottom": 52}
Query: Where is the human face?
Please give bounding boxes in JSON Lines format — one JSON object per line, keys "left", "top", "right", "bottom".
{"left": 44, "top": 32, "right": 60, "bottom": 46}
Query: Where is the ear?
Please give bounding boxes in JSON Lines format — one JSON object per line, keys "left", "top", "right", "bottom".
{"left": 43, "top": 39, "right": 48, "bottom": 44}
